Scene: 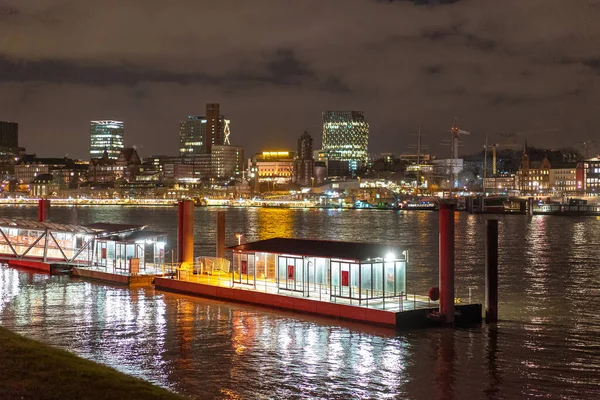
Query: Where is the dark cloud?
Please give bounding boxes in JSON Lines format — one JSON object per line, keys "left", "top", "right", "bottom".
{"left": 375, "top": 0, "right": 461, "bottom": 5}
{"left": 582, "top": 58, "right": 600, "bottom": 74}
{"left": 0, "top": 6, "right": 20, "bottom": 17}
{"left": 1, "top": 0, "right": 600, "bottom": 159}
{"left": 0, "top": 51, "right": 352, "bottom": 94}
{"left": 266, "top": 49, "right": 315, "bottom": 85}
{"left": 0, "top": 56, "right": 216, "bottom": 86}
{"left": 423, "top": 65, "right": 443, "bottom": 75}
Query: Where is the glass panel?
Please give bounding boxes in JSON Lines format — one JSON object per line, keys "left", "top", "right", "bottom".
{"left": 233, "top": 252, "right": 241, "bottom": 275}
{"left": 331, "top": 262, "right": 340, "bottom": 287}
{"left": 372, "top": 263, "right": 383, "bottom": 293}
{"left": 361, "top": 262, "right": 372, "bottom": 291}
{"left": 307, "top": 257, "right": 315, "bottom": 286}
{"left": 255, "top": 252, "right": 267, "bottom": 279}
{"left": 384, "top": 262, "right": 395, "bottom": 295}
{"left": 266, "top": 253, "right": 276, "bottom": 279}
{"left": 278, "top": 256, "right": 286, "bottom": 285}
{"left": 246, "top": 254, "right": 255, "bottom": 284}
{"left": 350, "top": 263, "right": 360, "bottom": 299}
{"left": 395, "top": 261, "right": 406, "bottom": 294}
{"left": 315, "top": 258, "right": 328, "bottom": 285}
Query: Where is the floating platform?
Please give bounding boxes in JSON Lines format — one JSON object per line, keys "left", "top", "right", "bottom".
{"left": 4, "top": 259, "right": 51, "bottom": 273}
{"left": 154, "top": 277, "right": 482, "bottom": 329}
{"left": 72, "top": 267, "right": 160, "bottom": 287}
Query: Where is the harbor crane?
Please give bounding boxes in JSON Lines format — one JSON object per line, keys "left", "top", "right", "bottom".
{"left": 445, "top": 119, "right": 470, "bottom": 194}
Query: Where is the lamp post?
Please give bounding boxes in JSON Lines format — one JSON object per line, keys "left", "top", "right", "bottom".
{"left": 235, "top": 233, "right": 243, "bottom": 246}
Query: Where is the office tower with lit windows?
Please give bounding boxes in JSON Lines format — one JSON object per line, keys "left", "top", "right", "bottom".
{"left": 90, "top": 120, "right": 124, "bottom": 160}
{"left": 321, "top": 111, "right": 369, "bottom": 172}
{"left": 179, "top": 116, "right": 207, "bottom": 156}
{"left": 212, "top": 145, "right": 244, "bottom": 180}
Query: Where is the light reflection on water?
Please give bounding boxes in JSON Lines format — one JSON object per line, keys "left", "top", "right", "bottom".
{"left": 0, "top": 206, "right": 599, "bottom": 398}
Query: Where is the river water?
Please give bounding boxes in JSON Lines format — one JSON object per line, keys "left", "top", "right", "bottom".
{"left": 1, "top": 205, "right": 599, "bottom": 399}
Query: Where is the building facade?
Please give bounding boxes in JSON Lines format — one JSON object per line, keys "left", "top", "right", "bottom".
{"left": 516, "top": 152, "right": 551, "bottom": 193}
{"left": 584, "top": 158, "right": 600, "bottom": 195}
{"left": 249, "top": 151, "right": 295, "bottom": 185}
{"left": 115, "top": 148, "right": 142, "bottom": 182}
{"left": 88, "top": 151, "right": 120, "bottom": 183}
{"left": 549, "top": 166, "right": 578, "bottom": 195}
{"left": 206, "top": 103, "right": 231, "bottom": 152}
{"left": 322, "top": 111, "right": 369, "bottom": 172}
{"left": 294, "top": 131, "right": 314, "bottom": 186}
{"left": 15, "top": 162, "right": 50, "bottom": 184}
{"left": 90, "top": 120, "right": 124, "bottom": 160}
{"left": 483, "top": 175, "right": 517, "bottom": 193}
{"left": 212, "top": 145, "right": 244, "bottom": 180}
{"left": 179, "top": 116, "right": 207, "bottom": 156}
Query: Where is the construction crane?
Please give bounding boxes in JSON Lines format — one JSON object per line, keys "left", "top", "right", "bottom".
{"left": 446, "top": 119, "right": 470, "bottom": 194}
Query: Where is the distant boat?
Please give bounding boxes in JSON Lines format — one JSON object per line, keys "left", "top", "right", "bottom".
{"left": 533, "top": 198, "right": 600, "bottom": 216}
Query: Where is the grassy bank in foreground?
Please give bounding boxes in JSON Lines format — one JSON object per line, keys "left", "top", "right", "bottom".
{"left": 0, "top": 327, "right": 185, "bottom": 400}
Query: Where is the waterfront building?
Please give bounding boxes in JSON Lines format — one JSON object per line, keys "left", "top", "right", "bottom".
{"left": 179, "top": 116, "right": 207, "bottom": 156}
{"left": 516, "top": 151, "right": 551, "bottom": 193}
{"left": 322, "top": 111, "right": 369, "bottom": 172}
{"left": 483, "top": 175, "right": 517, "bottom": 194}
{"left": 313, "top": 149, "right": 351, "bottom": 179}
{"left": 90, "top": 120, "right": 124, "bottom": 160}
{"left": 549, "top": 165, "right": 578, "bottom": 195}
{"left": 15, "top": 157, "right": 87, "bottom": 190}
{"left": 163, "top": 163, "right": 194, "bottom": 183}
{"left": 14, "top": 161, "right": 49, "bottom": 184}
{"left": 88, "top": 150, "right": 119, "bottom": 183}
{"left": 248, "top": 151, "right": 295, "bottom": 186}
{"left": 212, "top": 145, "right": 244, "bottom": 180}
{"left": 294, "top": 131, "right": 314, "bottom": 187}
{"left": 115, "top": 148, "right": 142, "bottom": 182}
{"left": 584, "top": 158, "right": 600, "bottom": 195}
{"left": 31, "top": 174, "right": 59, "bottom": 197}
{"left": 313, "top": 162, "right": 327, "bottom": 185}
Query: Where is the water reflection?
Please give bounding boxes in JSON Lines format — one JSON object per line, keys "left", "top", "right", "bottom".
{"left": 0, "top": 208, "right": 599, "bottom": 398}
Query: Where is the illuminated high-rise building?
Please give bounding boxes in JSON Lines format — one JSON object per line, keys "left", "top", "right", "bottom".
{"left": 181, "top": 104, "right": 230, "bottom": 156}
{"left": 322, "top": 111, "right": 369, "bottom": 171}
{"left": 206, "top": 103, "right": 229, "bottom": 152}
{"left": 179, "top": 116, "right": 207, "bottom": 156}
{"left": 90, "top": 120, "right": 124, "bottom": 160}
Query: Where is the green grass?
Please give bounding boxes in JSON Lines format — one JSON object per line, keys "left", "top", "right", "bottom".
{"left": 0, "top": 326, "right": 186, "bottom": 400}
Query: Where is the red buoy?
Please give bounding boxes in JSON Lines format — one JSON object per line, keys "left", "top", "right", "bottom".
{"left": 429, "top": 287, "right": 440, "bottom": 301}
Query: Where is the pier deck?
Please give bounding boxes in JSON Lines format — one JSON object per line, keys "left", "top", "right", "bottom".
{"left": 72, "top": 264, "right": 168, "bottom": 286}
{"left": 155, "top": 272, "right": 481, "bottom": 329}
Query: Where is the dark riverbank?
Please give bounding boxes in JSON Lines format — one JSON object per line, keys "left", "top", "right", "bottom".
{"left": 0, "top": 327, "right": 184, "bottom": 400}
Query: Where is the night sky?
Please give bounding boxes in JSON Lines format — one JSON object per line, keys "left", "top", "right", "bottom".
{"left": 1, "top": 0, "right": 599, "bottom": 160}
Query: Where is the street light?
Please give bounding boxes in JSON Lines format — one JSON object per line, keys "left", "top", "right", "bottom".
{"left": 235, "top": 233, "right": 243, "bottom": 245}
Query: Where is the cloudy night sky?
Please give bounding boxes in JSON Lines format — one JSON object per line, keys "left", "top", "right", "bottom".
{"left": 1, "top": 0, "right": 599, "bottom": 160}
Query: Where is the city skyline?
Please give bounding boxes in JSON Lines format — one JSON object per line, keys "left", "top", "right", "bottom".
{"left": 2, "top": 1, "right": 600, "bottom": 159}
